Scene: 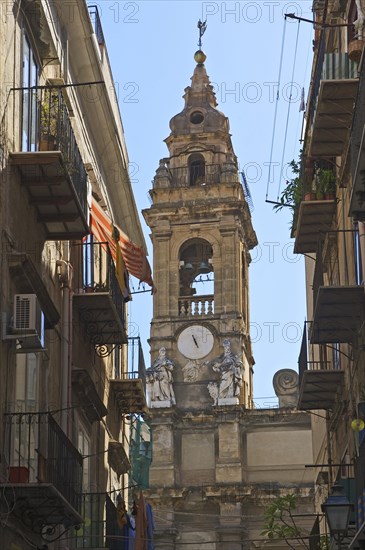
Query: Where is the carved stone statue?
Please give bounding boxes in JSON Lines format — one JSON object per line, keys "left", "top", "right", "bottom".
{"left": 146, "top": 347, "right": 176, "bottom": 408}
{"left": 182, "top": 360, "right": 200, "bottom": 382}
{"left": 355, "top": 0, "right": 365, "bottom": 40}
{"left": 273, "top": 369, "right": 299, "bottom": 408}
{"left": 207, "top": 339, "right": 244, "bottom": 405}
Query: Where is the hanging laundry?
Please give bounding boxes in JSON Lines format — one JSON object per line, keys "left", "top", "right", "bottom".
{"left": 134, "top": 492, "right": 147, "bottom": 550}
{"left": 146, "top": 503, "right": 155, "bottom": 550}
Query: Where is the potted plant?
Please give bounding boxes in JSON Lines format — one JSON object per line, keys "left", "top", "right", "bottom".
{"left": 316, "top": 168, "right": 336, "bottom": 200}
{"left": 273, "top": 158, "right": 302, "bottom": 234}
{"left": 39, "top": 88, "right": 59, "bottom": 151}
{"left": 349, "top": 38, "right": 365, "bottom": 63}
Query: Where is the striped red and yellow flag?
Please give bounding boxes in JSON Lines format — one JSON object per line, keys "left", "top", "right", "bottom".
{"left": 90, "top": 198, "right": 154, "bottom": 287}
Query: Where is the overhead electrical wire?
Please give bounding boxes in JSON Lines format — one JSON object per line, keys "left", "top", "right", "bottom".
{"left": 266, "top": 16, "right": 287, "bottom": 201}
{"left": 276, "top": 19, "right": 301, "bottom": 202}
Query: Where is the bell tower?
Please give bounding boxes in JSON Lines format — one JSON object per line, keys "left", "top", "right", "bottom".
{"left": 143, "top": 48, "right": 257, "bottom": 410}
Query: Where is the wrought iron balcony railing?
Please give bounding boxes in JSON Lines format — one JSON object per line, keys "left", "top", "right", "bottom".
{"left": 166, "top": 164, "right": 221, "bottom": 187}
{"left": 73, "top": 493, "right": 122, "bottom": 548}
{"left": 127, "top": 336, "right": 147, "bottom": 388}
{"left": 110, "top": 336, "right": 148, "bottom": 415}
{"left": 297, "top": 323, "right": 344, "bottom": 411}
{"left": 89, "top": 5, "right": 105, "bottom": 47}
{"left": 10, "top": 86, "right": 89, "bottom": 238}
{"left": 73, "top": 241, "right": 127, "bottom": 345}
{"left": 25, "top": 87, "right": 87, "bottom": 213}
{"left": 307, "top": 36, "right": 359, "bottom": 156}
{"left": 1, "top": 412, "right": 83, "bottom": 531}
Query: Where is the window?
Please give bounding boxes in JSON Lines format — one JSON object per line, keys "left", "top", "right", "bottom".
{"left": 190, "top": 111, "right": 204, "bottom": 124}
{"left": 21, "top": 33, "right": 38, "bottom": 152}
{"left": 78, "top": 424, "right": 91, "bottom": 491}
{"left": 10, "top": 354, "right": 39, "bottom": 481}
{"left": 15, "top": 353, "right": 39, "bottom": 410}
{"left": 188, "top": 154, "right": 205, "bottom": 186}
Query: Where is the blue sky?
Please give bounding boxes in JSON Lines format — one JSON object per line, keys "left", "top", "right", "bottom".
{"left": 99, "top": 0, "right": 314, "bottom": 404}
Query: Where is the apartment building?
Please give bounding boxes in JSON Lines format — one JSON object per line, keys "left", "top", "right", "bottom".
{"left": 293, "top": 0, "right": 365, "bottom": 546}
{"left": 0, "top": 2, "right": 151, "bottom": 549}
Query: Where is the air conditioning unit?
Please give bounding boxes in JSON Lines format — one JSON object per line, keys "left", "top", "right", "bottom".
{"left": 13, "top": 294, "right": 44, "bottom": 351}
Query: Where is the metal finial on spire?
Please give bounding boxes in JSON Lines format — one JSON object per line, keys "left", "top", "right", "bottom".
{"left": 197, "top": 19, "right": 207, "bottom": 49}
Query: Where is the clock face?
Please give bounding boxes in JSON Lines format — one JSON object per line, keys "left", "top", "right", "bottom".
{"left": 177, "top": 325, "right": 214, "bottom": 360}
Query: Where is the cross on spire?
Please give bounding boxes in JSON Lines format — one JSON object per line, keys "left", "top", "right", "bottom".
{"left": 197, "top": 19, "right": 207, "bottom": 49}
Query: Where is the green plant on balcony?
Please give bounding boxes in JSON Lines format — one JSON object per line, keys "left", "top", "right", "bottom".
{"left": 315, "top": 168, "right": 336, "bottom": 199}
{"left": 39, "top": 88, "right": 59, "bottom": 151}
{"left": 273, "top": 158, "right": 302, "bottom": 233}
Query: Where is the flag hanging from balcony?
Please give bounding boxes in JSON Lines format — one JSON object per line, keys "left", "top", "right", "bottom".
{"left": 90, "top": 197, "right": 154, "bottom": 289}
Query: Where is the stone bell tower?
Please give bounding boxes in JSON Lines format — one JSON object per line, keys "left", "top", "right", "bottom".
{"left": 143, "top": 48, "right": 257, "bottom": 410}
{"left": 142, "top": 48, "right": 259, "bottom": 549}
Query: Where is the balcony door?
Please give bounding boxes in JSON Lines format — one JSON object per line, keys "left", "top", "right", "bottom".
{"left": 21, "top": 33, "right": 39, "bottom": 152}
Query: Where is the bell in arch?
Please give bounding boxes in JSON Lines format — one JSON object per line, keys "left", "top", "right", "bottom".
{"left": 198, "top": 260, "right": 210, "bottom": 274}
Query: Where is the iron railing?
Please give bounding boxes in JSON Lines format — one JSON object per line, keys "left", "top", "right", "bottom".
{"left": 298, "top": 322, "right": 332, "bottom": 386}
{"left": 21, "top": 86, "right": 88, "bottom": 216}
{"left": 240, "top": 170, "right": 254, "bottom": 212}
{"left": 130, "top": 418, "right": 152, "bottom": 490}
{"left": 4, "top": 412, "right": 83, "bottom": 513}
{"left": 128, "top": 336, "right": 146, "bottom": 388}
{"left": 74, "top": 493, "right": 121, "bottom": 548}
{"left": 75, "top": 241, "right": 126, "bottom": 330}
{"left": 89, "top": 5, "right": 105, "bottom": 46}
{"left": 312, "top": 229, "right": 360, "bottom": 306}
{"left": 308, "top": 34, "right": 357, "bottom": 126}
{"left": 167, "top": 164, "right": 221, "bottom": 187}
{"left": 351, "top": 45, "right": 365, "bottom": 174}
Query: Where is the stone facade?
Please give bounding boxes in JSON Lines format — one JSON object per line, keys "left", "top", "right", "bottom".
{"left": 143, "top": 51, "right": 315, "bottom": 549}
{"left": 0, "top": 3, "right": 148, "bottom": 549}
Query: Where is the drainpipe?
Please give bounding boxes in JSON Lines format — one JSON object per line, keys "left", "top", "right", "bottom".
{"left": 358, "top": 222, "right": 365, "bottom": 288}
{"left": 57, "top": 250, "right": 72, "bottom": 436}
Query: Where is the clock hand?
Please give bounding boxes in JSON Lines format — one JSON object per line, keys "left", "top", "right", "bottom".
{"left": 192, "top": 335, "right": 199, "bottom": 347}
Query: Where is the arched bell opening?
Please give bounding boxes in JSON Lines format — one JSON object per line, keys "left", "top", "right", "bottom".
{"left": 188, "top": 153, "right": 205, "bottom": 186}
{"left": 178, "top": 238, "right": 214, "bottom": 317}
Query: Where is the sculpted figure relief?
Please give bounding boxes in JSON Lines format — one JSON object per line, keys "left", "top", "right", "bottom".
{"left": 355, "top": 0, "right": 365, "bottom": 39}
{"left": 207, "top": 339, "right": 244, "bottom": 403}
{"left": 146, "top": 347, "right": 176, "bottom": 407}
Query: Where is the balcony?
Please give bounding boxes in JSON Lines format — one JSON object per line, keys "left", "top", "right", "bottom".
{"left": 0, "top": 412, "right": 83, "bottom": 533}
{"left": 155, "top": 163, "right": 221, "bottom": 188}
{"left": 110, "top": 337, "right": 148, "bottom": 414}
{"left": 309, "top": 50, "right": 359, "bottom": 157}
{"left": 297, "top": 325, "right": 344, "bottom": 410}
{"left": 350, "top": 52, "right": 365, "bottom": 221}
{"left": 73, "top": 242, "right": 127, "bottom": 346}
{"left": 72, "top": 493, "right": 123, "bottom": 549}
{"left": 178, "top": 295, "right": 214, "bottom": 317}
{"left": 294, "top": 199, "right": 336, "bottom": 254}
{"left": 72, "top": 368, "right": 108, "bottom": 423}
{"left": 311, "top": 286, "right": 365, "bottom": 344}
{"left": 10, "top": 87, "right": 89, "bottom": 239}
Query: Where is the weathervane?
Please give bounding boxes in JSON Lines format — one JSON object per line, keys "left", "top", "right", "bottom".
{"left": 197, "top": 19, "right": 207, "bottom": 49}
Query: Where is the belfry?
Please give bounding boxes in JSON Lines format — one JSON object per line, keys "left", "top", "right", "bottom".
{"left": 143, "top": 35, "right": 314, "bottom": 550}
